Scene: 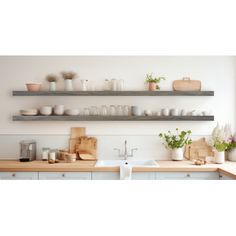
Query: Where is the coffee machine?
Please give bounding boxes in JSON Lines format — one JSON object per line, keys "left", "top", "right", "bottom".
{"left": 19, "top": 140, "right": 36, "bottom": 162}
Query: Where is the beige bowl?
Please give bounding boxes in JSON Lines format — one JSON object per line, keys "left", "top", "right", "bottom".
{"left": 26, "top": 83, "right": 41, "bottom": 91}
{"left": 20, "top": 109, "right": 38, "bottom": 116}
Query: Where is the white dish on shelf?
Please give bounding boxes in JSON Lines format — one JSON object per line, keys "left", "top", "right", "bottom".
{"left": 65, "top": 109, "right": 79, "bottom": 116}
{"left": 20, "top": 109, "right": 38, "bottom": 116}
{"left": 40, "top": 106, "right": 53, "bottom": 116}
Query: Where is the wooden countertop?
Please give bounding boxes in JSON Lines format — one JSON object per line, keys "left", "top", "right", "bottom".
{"left": 1, "top": 160, "right": 236, "bottom": 179}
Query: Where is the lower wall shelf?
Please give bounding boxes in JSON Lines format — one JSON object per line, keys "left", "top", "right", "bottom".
{"left": 12, "top": 115, "right": 214, "bottom": 121}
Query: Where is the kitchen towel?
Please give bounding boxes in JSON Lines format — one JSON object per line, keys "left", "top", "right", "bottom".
{"left": 120, "top": 163, "right": 132, "bottom": 180}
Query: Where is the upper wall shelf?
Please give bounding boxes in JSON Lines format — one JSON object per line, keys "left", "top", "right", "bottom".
{"left": 12, "top": 91, "right": 214, "bottom": 96}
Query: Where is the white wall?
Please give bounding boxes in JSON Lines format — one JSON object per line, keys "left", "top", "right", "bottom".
{"left": 0, "top": 56, "right": 235, "bottom": 135}
{"left": 0, "top": 56, "right": 235, "bottom": 159}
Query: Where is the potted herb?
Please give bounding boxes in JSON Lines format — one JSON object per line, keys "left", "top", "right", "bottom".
{"left": 46, "top": 74, "right": 58, "bottom": 91}
{"left": 159, "top": 128, "right": 192, "bottom": 161}
{"left": 209, "top": 123, "right": 231, "bottom": 164}
{"left": 145, "top": 73, "right": 165, "bottom": 91}
{"left": 224, "top": 125, "right": 236, "bottom": 162}
{"left": 61, "top": 71, "right": 78, "bottom": 91}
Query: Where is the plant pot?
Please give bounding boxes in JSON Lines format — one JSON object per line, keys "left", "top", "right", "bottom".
{"left": 26, "top": 83, "right": 41, "bottom": 91}
{"left": 228, "top": 149, "right": 236, "bottom": 162}
{"left": 171, "top": 148, "right": 184, "bottom": 161}
{"left": 214, "top": 151, "right": 225, "bottom": 164}
{"left": 49, "top": 82, "right": 56, "bottom": 91}
{"left": 64, "top": 79, "right": 73, "bottom": 91}
{"left": 148, "top": 82, "right": 157, "bottom": 91}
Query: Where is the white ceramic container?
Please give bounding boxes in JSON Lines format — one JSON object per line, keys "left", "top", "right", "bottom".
{"left": 49, "top": 82, "right": 56, "bottom": 91}
{"left": 162, "top": 108, "right": 170, "bottom": 116}
{"left": 171, "top": 148, "right": 184, "bottom": 161}
{"left": 64, "top": 79, "right": 73, "bottom": 91}
{"left": 131, "top": 106, "right": 142, "bottom": 116}
{"left": 170, "top": 108, "right": 179, "bottom": 116}
{"left": 20, "top": 109, "right": 38, "bottom": 116}
{"left": 214, "top": 151, "right": 225, "bottom": 164}
{"left": 54, "top": 105, "right": 65, "bottom": 116}
{"left": 65, "top": 109, "right": 79, "bottom": 116}
{"left": 228, "top": 149, "right": 236, "bottom": 162}
{"left": 40, "top": 106, "right": 52, "bottom": 116}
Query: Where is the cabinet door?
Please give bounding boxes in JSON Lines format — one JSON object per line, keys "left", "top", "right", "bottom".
{"left": 132, "top": 172, "right": 156, "bottom": 180}
{"left": 92, "top": 172, "right": 120, "bottom": 180}
{"left": 38, "top": 172, "right": 91, "bottom": 180}
{"left": 0, "top": 172, "right": 38, "bottom": 180}
{"left": 157, "top": 172, "right": 219, "bottom": 180}
{"left": 219, "top": 173, "right": 234, "bottom": 180}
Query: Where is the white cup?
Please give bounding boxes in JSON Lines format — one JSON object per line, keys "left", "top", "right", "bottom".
{"left": 170, "top": 109, "right": 179, "bottom": 116}
{"left": 54, "top": 105, "right": 64, "bottom": 115}
{"left": 162, "top": 108, "right": 170, "bottom": 116}
{"left": 40, "top": 106, "right": 52, "bottom": 116}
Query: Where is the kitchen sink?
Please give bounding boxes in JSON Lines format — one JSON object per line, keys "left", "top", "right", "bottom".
{"left": 95, "top": 160, "right": 159, "bottom": 167}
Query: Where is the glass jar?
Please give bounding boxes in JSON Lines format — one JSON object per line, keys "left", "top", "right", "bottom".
{"left": 111, "top": 79, "right": 117, "bottom": 91}
{"left": 117, "top": 105, "right": 124, "bottom": 116}
{"left": 103, "top": 79, "right": 111, "bottom": 91}
{"left": 41, "top": 148, "right": 50, "bottom": 161}
{"left": 100, "top": 105, "right": 108, "bottom": 116}
{"left": 109, "top": 105, "right": 117, "bottom": 116}
{"left": 117, "top": 79, "right": 124, "bottom": 91}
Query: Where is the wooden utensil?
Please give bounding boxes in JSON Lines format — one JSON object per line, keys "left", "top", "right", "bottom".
{"left": 75, "top": 136, "right": 97, "bottom": 160}
{"left": 173, "top": 78, "right": 201, "bottom": 91}
{"left": 184, "top": 138, "right": 213, "bottom": 160}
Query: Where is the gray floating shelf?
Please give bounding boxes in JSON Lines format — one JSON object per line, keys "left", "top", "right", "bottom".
{"left": 12, "top": 91, "right": 214, "bottom": 96}
{"left": 12, "top": 115, "right": 214, "bottom": 121}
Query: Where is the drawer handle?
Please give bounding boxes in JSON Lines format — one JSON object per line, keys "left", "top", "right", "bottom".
{"left": 186, "top": 174, "right": 191, "bottom": 177}
{"left": 12, "top": 173, "right": 16, "bottom": 177}
{"left": 62, "top": 174, "right": 65, "bottom": 177}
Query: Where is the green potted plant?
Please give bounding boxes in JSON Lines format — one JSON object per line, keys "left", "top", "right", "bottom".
{"left": 46, "top": 74, "right": 58, "bottom": 91}
{"left": 145, "top": 73, "right": 165, "bottom": 91}
{"left": 159, "top": 128, "right": 192, "bottom": 161}
{"left": 61, "top": 71, "right": 78, "bottom": 91}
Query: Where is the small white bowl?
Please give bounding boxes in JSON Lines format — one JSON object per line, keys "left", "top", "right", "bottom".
{"left": 40, "top": 106, "right": 53, "bottom": 116}
{"left": 65, "top": 109, "right": 79, "bottom": 116}
{"left": 20, "top": 109, "right": 38, "bottom": 116}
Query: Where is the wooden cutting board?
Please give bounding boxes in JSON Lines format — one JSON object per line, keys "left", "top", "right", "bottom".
{"left": 69, "top": 127, "right": 86, "bottom": 153}
{"left": 184, "top": 138, "right": 213, "bottom": 160}
{"left": 75, "top": 136, "right": 97, "bottom": 160}
{"left": 173, "top": 78, "right": 201, "bottom": 91}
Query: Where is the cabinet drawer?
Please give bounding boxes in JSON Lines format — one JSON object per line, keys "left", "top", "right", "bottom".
{"left": 38, "top": 172, "right": 91, "bottom": 180}
{"left": 132, "top": 172, "right": 156, "bottom": 180}
{"left": 92, "top": 172, "right": 120, "bottom": 180}
{"left": 157, "top": 172, "right": 219, "bottom": 180}
{"left": 0, "top": 172, "right": 38, "bottom": 180}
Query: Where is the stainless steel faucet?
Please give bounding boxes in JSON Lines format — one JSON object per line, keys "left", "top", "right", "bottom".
{"left": 114, "top": 140, "right": 138, "bottom": 160}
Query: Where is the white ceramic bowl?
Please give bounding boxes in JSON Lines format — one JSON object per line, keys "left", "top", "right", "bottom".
{"left": 20, "top": 109, "right": 38, "bottom": 116}
{"left": 54, "top": 105, "right": 65, "bottom": 115}
{"left": 40, "top": 106, "right": 53, "bottom": 116}
{"left": 65, "top": 109, "right": 79, "bottom": 116}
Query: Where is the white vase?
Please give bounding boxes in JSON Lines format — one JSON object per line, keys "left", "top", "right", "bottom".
{"left": 49, "top": 82, "right": 56, "bottom": 91}
{"left": 64, "top": 79, "right": 73, "bottom": 91}
{"left": 228, "top": 149, "right": 236, "bottom": 162}
{"left": 171, "top": 148, "right": 183, "bottom": 161}
{"left": 214, "top": 151, "right": 225, "bottom": 164}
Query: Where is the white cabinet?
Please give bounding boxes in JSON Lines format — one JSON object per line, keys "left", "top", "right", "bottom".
{"left": 157, "top": 172, "right": 219, "bottom": 180}
{"left": 132, "top": 172, "right": 156, "bottom": 180}
{"left": 38, "top": 172, "right": 91, "bottom": 180}
{"left": 92, "top": 172, "right": 156, "bottom": 180}
{"left": 0, "top": 172, "right": 38, "bottom": 180}
{"left": 219, "top": 173, "right": 234, "bottom": 180}
{"left": 92, "top": 172, "right": 120, "bottom": 180}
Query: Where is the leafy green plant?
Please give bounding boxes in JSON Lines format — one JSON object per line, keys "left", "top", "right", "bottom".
{"left": 159, "top": 128, "right": 192, "bottom": 149}
{"left": 145, "top": 73, "right": 165, "bottom": 89}
{"left": 214, "top": 141, "right": 228, "bottom": 152}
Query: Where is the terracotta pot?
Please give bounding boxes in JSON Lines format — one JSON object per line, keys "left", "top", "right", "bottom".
{"left": 26, "top": 83, "right": 41, "bottom": 91}
{"left": 148, "top": 82, "right": 157, "bottom": 91}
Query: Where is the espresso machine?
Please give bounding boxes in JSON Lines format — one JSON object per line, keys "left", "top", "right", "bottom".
{"left": 19, "top": 140, "right": 37, "bottom": 162}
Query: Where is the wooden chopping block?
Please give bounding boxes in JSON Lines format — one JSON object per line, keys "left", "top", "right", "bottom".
{"left": 70, "top": 127, "right": 86, "bottom": 139}
{"left": 173, "top": 78, "right": 201, "bottom": 91}
{"left": 184, "top": 138, "right": 213, "bottom": 160}
{"left": 75, "top": 136, "right": 97, "bottom": 160}
{"left": 69, "top": 127, "right": 86, "bottom": 153}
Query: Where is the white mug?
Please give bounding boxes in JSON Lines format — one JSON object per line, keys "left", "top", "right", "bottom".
{"left": 54, "top": 105, "right": 64, "bottom": 115}
{"left": 162, "top": 108, "right": 169, "bottom": 116}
